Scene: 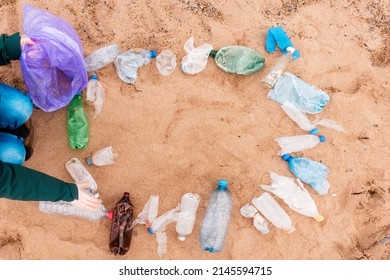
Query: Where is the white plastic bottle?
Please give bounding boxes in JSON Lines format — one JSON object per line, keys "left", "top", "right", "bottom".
{"left": 252, "top": 192, "right": 295, "bottom": 233}
{"left": 240, "top": 204, "right": 269, "bottom": 234}
{"left": 181, "top": 36, "right": 213, "bottom": 75}
{"left": 176, "top": 193, "right": 200, "bottom": 241}
{"left": 261, "top": 46, "right": 294, "bottom": 88}
{"left": 114, "top": 49, "right": 157, "bottom": 84}
{"left": 156, "top": 50, "right": 177, "bottom": 76}
{"left": 86, "top": 74, "right": 105, "bottom": 119}
{"left": 85, "top": 44, "right": 121, "bottom": 72}
{"left": 86, "top": 146, "right": 117, "bottom": 166}
{"left": 200, "top": 180, "right": 232, "bottom": 253}
{"left": 261, "top": 172, "right": 324, "bottom": 222}
{"left": 275, "top": 134, "right": 326, "bottom": 155}
{"left": 39, "top": 201, "right": 111, "bottom": 221}
{"left": 65, "top": 157, "right": 98, "bottom": 193}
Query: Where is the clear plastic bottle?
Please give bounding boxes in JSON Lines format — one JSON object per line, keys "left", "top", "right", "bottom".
{"left": 114, "top": 49, "right": 157, "bottom": 84}
{"left": 176, "top": 193, "right": 200, "bottom": 241}
{"left": 65, "top": 157, "right": 98, "bottom": 193}
{"left": 156, "top": 50, "right": 177, "bottom": 76}
{"left": 85, "top": 44, "right": 121, "bottom": 72}
{"left": 181, "top": 36, "right": 213, "bottom": 75}
{"left": 131, "top": 195, "right": 159, "bottom": 229}
{"left": 240, "top": 204, "right": 269, "bottom": 234}
{"left": 252, "top": 192, "right": 295, "bottom": 233}
{"left": 86, "top": 146, "right": 117, "bottom": 166}
{"left": 39, "top": 201, "right": 111, "bottom": 221}
{"left": 261, "top": 172, "right": 324, "bottom": 222}
{"left": 86, "top": 74, "right": 105, "bottom": 119}
{"left": 261, "top": 46, "right": 294, "bottom": 88}
{"left": 276, "top": 134, "right": 326, "bottom": 156}
{"left": 200, "top": 180, "right": 232, "bottom": 253}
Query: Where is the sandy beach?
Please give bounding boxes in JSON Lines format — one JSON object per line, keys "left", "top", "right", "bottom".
{"left": 0, "top": 0, "right": 389, "bottom": 260}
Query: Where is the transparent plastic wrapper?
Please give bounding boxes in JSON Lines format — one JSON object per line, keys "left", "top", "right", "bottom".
{"left": 210, "top": 46, "right": 265, "bottom": 75}
{"left": 261, "top": 47, "right": 293, "bottom": 88}
{"left": 200, "top": 180, "right": 232, "bottom": 253}
{"left": 67, "top": 93, "right": 89, "bottom": 149}
{"left": 86, "top": 146, "right": 117, "bottom": 166}
{"left": 176, "top": 193, "right": 200, "bottom": 241}
{"left": 39, "top": 201, "right": 109, "bottom": 221}
{"left": 181, "top": 36, "right": 213, "bottom": 75}
{"left": 65, "top": 157, "right": 97, "bottom": 193}
{"left": 240, "top": 204, "right": 269, "bottom": 234}
{"left": 282, "top": 154, "right": 330, "bottom": 195}
{"left": 115, "top": 49, "right": 156, "bottom": 84}
{"left": 131, "top": 195, "right": 159, "bottom": 229}
{"left": 156, "top": 50, "right": 177, "bottom": 76}
{"left": 20, "top": 4, "right": 88, "bottom": 112}
{"left": 252, "top": 192, "right": 295, "bottom": 233}
{"left": 268, "top": 72, "right": 330, "bottom": 114}
{"left": 86, "top": 74, "right": 105, "bottom": 119}
{"left": 85, "top": 44, "right": 121, "bottom": 72}
{"left": 261, "top": 172, "right": 324, "bottom": 222}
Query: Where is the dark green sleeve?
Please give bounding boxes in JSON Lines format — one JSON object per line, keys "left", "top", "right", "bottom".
{"left": 0, "top": 32, "right": 22, "bottom": 65}
{"left": 0, "top": 161, "right": 78, "bottom": 202}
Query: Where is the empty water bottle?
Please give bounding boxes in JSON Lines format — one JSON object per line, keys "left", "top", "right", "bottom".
{"left": 261, "top": 172, "right": 324, "bottom": 222}
{"left": 181, "top": 36, "right": 213, "bottom": 75}
{"left": 176, "top": 193, "right": 200, "bottom": 241}
{"left": 131, "top": 195, "right": 159, "bottom": 229}
{"left": 114, "top": 49, "right": 157, "bottom": 84}
{"left": 67, "top": 93, "right": 89, "bottom": 149}
{"left": 240, "top": 204, "right": 269, "bottom": 234}
{"left": 65, "top": 157, "right": 98, "bottom": 193}
{"left": 261, "top": 47, "right": 294, "bottom": 88}
{"left": 148, "top": 205, "right": 180, "bottom": 234}
{"left": 156, "top": 50, "right": 177, "bottom": 76}
{"left": 200, "top": 180, "right": 232, "bottom": 253}
{"left": 210, "top": 46, "right": 265, "bottom": 75}
{"left": 276, "top": 134, "right": 326, "bottom": 156}
{"left": 86, "top": 146, "right": 117, "bottom": 166}
{"left": 86, "top": 74, "right": 105, "bottom": 119}
{"left": 85, "top": 44, "right": 121, "bottom": 72}
{"left": 282, "top": 154, "right": 330, "bottom": 195}
{"left": 39, "top": 201, "right": 111, "bottom": 221}
{"left": 252, "top": 192, "right": 295, "bottom": 233}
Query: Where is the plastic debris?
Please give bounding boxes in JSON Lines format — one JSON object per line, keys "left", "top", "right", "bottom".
{"left": 181, "top": 36, "right": 213, "bottom": 75}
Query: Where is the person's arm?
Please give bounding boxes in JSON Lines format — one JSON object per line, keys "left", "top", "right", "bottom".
{"left": 0, "top": 32, "right": 22, "bottom": 65}
{"left": 0, "top": 160, "right": 78, "bottom": 201}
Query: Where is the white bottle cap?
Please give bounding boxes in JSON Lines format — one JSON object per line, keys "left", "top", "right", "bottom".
{"left": 286, "top": 46, "right": 295, "bottom": 54}
{"left": 178, "top": 235, "right": 186, "bottom": 241}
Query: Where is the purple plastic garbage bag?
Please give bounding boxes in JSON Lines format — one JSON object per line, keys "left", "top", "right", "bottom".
{"left": 20, "top": 4, "right": 88, "bottom": 112}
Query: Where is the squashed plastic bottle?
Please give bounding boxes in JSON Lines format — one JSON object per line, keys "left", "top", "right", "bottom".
{"left": 156, "top": 50, "right": 177, "bottom": 76}
{"left": 85, "top": 44, "right": 121, "bottom": 72}
{"left": 252, "top": 192, "right": 295, "bottom": 233}
{"left": 131, "top": 195, "right": 159, "bottom": 229}
{"left": 261, "top": 172, "right": 324, "bottom": 222}
{"left": 181, "top": 36, "right": 213, "bottom": 75}
{"left": 276, "top": 134, "right": 326, "bottom": 156}
{"left": 261, "top": 47, "right": 294, "bottom": 88}
{"left": 200, "top": 180, "right": 232, "bottom": 253}
{"left": 210, "top": 46, "right": 265, "bottom": 75}
{"left": 86, "top": 146, "right": 117, "bottom": 166}
{"left": 65, "top": 157, "right": 98, "bottom": 193}
{"left": 240, "top": 204, "right": 269, "bottom": 234}
{"left": 282, "top": 154, "right": 330, "bottom": 195}
{"left": 176, "top": 193, "right": 200, "bottom": 241}
{"left": 39, "top": 201, "right": 111, "bottom": 221}
{"left": 114, "top": 49, "right": 157, "bottom": 83}
{"left": 67, "top": 93, "right": 89, "bottom": 149}
{"left": 86, "top": 74, "right": 105, "bottom": 119}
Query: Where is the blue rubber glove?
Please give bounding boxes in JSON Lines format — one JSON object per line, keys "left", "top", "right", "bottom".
{"left": 265, "top": 26, "right": 300, "bottom": 60}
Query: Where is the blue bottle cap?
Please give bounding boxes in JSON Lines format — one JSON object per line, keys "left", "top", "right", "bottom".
{"left": 148, "top": 228, "right": 154, "bottom": 234}
{"left": 86, "top": 157, "right": 92, "bottom": 165}
{"left": 310, "top": 128, "right": 319, "bottom": 135}
{"left": 319, "top": 135, "right": 326, "bottom": 142}
{"left": 218, "top": 180, "right": 228, "bottom": 189}
{"left": 150, "top": 50, "right": 157, "bottom": 58}
{"left": 90, "top": 74, "right": 98, "bottom": 80}
{"left": 282, "top": 154, "right": 292, "bottom": 161}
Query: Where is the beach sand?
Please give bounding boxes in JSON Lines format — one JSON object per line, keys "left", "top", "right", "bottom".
{"left": 0, "top": 0, "right": 389, "bottom": 260}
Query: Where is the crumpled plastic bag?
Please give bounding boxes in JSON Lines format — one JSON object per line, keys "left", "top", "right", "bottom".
{"left": 20, "top": 4, "right": 88, "bottom": 112}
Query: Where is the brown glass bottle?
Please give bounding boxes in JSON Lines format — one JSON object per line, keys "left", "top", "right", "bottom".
{"left": 109, "top": 192, "right": 134, "bottom": 255}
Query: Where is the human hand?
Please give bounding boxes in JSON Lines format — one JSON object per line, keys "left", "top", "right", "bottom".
{"left": 20, "top": 34, "right": 35, "bottom": 50}
{"left": 70, "top": 182, "right": 103, "bottom": 211}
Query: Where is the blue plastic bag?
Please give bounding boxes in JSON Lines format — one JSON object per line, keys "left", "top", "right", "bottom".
{"left": 20, "top": 4, "right": 87, "bottom": 112}
{"left": 282, "top": 154, "right": 330, "bottom": 195}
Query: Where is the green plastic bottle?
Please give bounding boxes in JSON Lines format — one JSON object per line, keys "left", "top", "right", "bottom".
{"left": 67, "top": 93, "right": 89, "bottom": 149}
{"left": 210, "top": 46, "right": 265, "bottom": 75}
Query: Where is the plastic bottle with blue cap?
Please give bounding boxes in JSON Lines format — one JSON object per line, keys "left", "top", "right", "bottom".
{"left": 200, "top": 179, "right": 232, "bottom": 253}
{"left": 86, "top": 74, "right": 105, "bottom": 119}
{"left": 114, "top": 49, "right": 157, "bottom": 83}
{"left": 86, "top": 146, "right": 117, "bottom": 167}
{"left": 85, "top": 44, "right": 121, "bottom": 72}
